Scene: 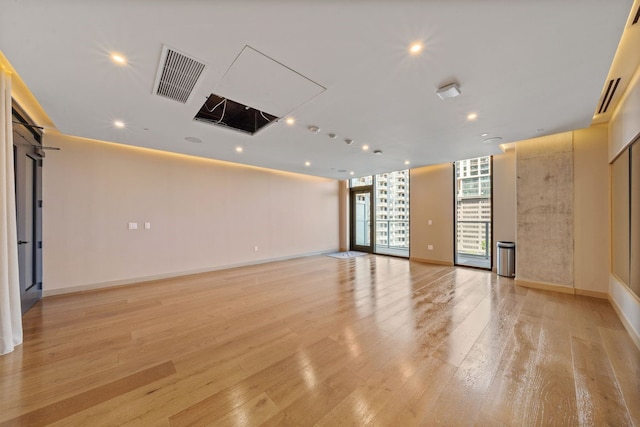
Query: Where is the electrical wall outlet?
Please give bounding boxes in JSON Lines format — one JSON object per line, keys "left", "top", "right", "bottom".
{"left": 128, "top": 222, "right": 138, "bottom": 230}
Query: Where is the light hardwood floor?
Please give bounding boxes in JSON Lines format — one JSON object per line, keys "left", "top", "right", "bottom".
{"left": 1, "top": 255, "right": 638, "bottom": 426}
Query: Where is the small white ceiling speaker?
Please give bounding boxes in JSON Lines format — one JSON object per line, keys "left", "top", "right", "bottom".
{"left": 345, "top": 138, "right": 354, "bottom": 145}
{"left": 308, "top": 125, "right": 320, "bottom": 133}
{"left": 483, "top": 137, "right": 503, "bottom": 144}
{"left": 436, "top": 83, "right": 461, "bottom": 100}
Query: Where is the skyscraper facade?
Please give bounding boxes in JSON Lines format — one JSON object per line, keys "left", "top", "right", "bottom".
{"left": 455, "top": 156, "right": 492, "bottom": 261}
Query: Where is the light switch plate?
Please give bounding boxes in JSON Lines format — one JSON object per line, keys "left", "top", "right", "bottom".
{"left": 428, "top": 245, "right": 433, "bottom": 250}
{"left": 144, "top": 222, "right": 151, "bottom": 229}
{"left": 128, "top": 222, "right": 138, "bottom": 230}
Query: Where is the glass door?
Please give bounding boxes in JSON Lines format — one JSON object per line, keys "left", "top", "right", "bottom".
{"left": 350, "top": 186, "right": 373, "bottom": 253}
{"left": 374, "top": 171, "right": 409, "bottom": 257}
{"left": 454, "top": 156, "right": 492, "bottom": 269}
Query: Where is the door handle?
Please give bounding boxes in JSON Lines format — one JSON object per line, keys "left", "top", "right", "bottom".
{"left": 18, "top": 240, "right": 29, "bottom": 245}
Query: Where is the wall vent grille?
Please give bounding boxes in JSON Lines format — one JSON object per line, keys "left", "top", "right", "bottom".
{"left": 153, "top": 46, "right": 206, "bottom": 104}
{"left": 598, "top": 77, "right": 621, "bottom": 114}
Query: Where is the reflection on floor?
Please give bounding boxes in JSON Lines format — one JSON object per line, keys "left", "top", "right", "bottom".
{"left": 375, "top": 246, "right": 409, "bottom": 257}
{"left": 1, "top": 255, "right": 638, "bottom": 425}
{"left": 457, "top": 252, "right": 491, "bottom": 269}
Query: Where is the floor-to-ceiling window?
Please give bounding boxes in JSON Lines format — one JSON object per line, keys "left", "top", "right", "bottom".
{"left": 455, "top": 156, "right": 492, "bottom": 269}
{"left": 350, "top": 170, "right": 409, "bottom": 257}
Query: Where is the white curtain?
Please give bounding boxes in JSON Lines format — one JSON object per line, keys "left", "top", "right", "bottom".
{"left": 0, "top": 69, "right": 23, "bottom": 355}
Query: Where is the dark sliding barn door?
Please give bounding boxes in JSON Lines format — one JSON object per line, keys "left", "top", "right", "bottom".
{"left": 13, "top": 106, "right": 43, "bottom": 314}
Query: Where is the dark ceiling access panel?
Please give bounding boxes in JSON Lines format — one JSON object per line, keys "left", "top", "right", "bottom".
{"left": 194, "top": 94, "right": 278, "bottom": 135}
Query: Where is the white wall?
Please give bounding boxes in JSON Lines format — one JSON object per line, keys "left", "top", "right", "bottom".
{"left": 573, "top": 125, "right": 610, "bottom": 294}
{"left": 608, "top": 64, "right": 640, "bottom": 345}
{"left": 43, "top": 134, "right": 339, "bottom": 293}
{"left": 409, "top": 163, "right": 454, "bottom": 265}
{"left": 610, "top": 64, "right": 640, "bottom": 160}
{"left": 492, "top": 149, "right": 516, "bottom": 270}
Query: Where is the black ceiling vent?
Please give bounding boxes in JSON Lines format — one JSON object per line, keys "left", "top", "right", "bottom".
{"left": 633, "top": 3, "right": 640, "bottom": 25}
{"left": 194, "top": 94, "right": 278, "bottom": 135}
{"left": 598, "top": 77, "right": 621, "bottom": 114}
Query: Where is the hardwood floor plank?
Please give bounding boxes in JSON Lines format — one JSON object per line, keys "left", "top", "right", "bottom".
{"left": 212, "top": 392, "right": 279, "bottom": 427}
{"left": 0, "top": 362, "right": 176, "bottom": 426}
{"left": 423, "top": 287, "right": 526, "bottom": 426}
{"left": 261, "top": 366, "right": 362, "bottom": 426}
{"left": 0, "top": 255, "right": 637, "bottom": 425}
{"left": 598, "top": 326, "right": 640, "bottom": 425}
{"left": 368, "top": 356, "right": 457, "bottom": 426}
{"left": 169, "top": 338, "right": 342, "bottom": 426}
{"left": 479, "top": 311, "right": 543, "bottom": 425}
{"left": 571, "top": 336, "right": 633, "bottom": 426}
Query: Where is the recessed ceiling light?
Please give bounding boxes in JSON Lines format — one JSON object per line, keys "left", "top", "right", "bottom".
{"left": 467, "top": 113, "right": 478, "bottom": 121}
{"left": 481, "top": 133, "right": 489, "bottom": 137}
{"left": 409, "top": 42, "right": 423, "bottom": 55}
{"left": 308, "top": 125, "right": 320, "bottom": 133}
{"left": 350, "top": 171, "right": 355, "bottom": 176}
{"left": 235, "top": 146, "right": 243, "bottom": 153}
{"left": 305, "top": 161, "right": 311, "bottom": 166}
{"left": 285, "top": 117, "right": 295, "bottom": 125}
{"left": 113, "top": 120, "right": 125, "bottom": 128}
{"left": 110, "top": 53, "right": 127, "bottom": 65}
{"left": 404, "top": 160, "right": 410, "bottom": 165}
{"left": 362, "top": 144, "right": 369, "bottom": 151}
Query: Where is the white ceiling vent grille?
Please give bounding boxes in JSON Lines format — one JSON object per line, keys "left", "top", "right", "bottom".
{"left": 153, "top": 45, "right": 207, "bottom": 104}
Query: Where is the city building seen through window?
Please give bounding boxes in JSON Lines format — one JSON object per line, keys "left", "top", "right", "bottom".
{"left": 350, "top": 170, "right": 409, "bottom": 257}
{"left": 455, "top": 156, "right": 492, "bottom": 269}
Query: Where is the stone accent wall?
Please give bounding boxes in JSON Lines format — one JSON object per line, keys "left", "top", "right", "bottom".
{"left": 516, "top": 133, "right": 574, "bottom": 287}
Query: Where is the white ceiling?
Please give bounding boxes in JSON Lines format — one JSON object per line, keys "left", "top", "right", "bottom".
{"left": 0, "top": 0, "right": 633, "bottom": 179}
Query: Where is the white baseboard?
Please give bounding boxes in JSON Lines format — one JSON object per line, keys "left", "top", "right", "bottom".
{"left": 514, "top": 278, "right": 575, "bottom": 295}
{"left": 409, "top": 256, "right": 454, "bottom": 266}
{"left": 608, "top": 288, "right": 640, "bottom": 352}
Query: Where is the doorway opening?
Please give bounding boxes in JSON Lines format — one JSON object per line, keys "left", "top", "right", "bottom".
{"left": 350, "top": 170, "right": 410, "bottom": 257}
{"left": 454, "top": 156, "right": 492, "bottom": 269}
{"left": 13, "top": 104, "right": 43, "bottom": 314}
